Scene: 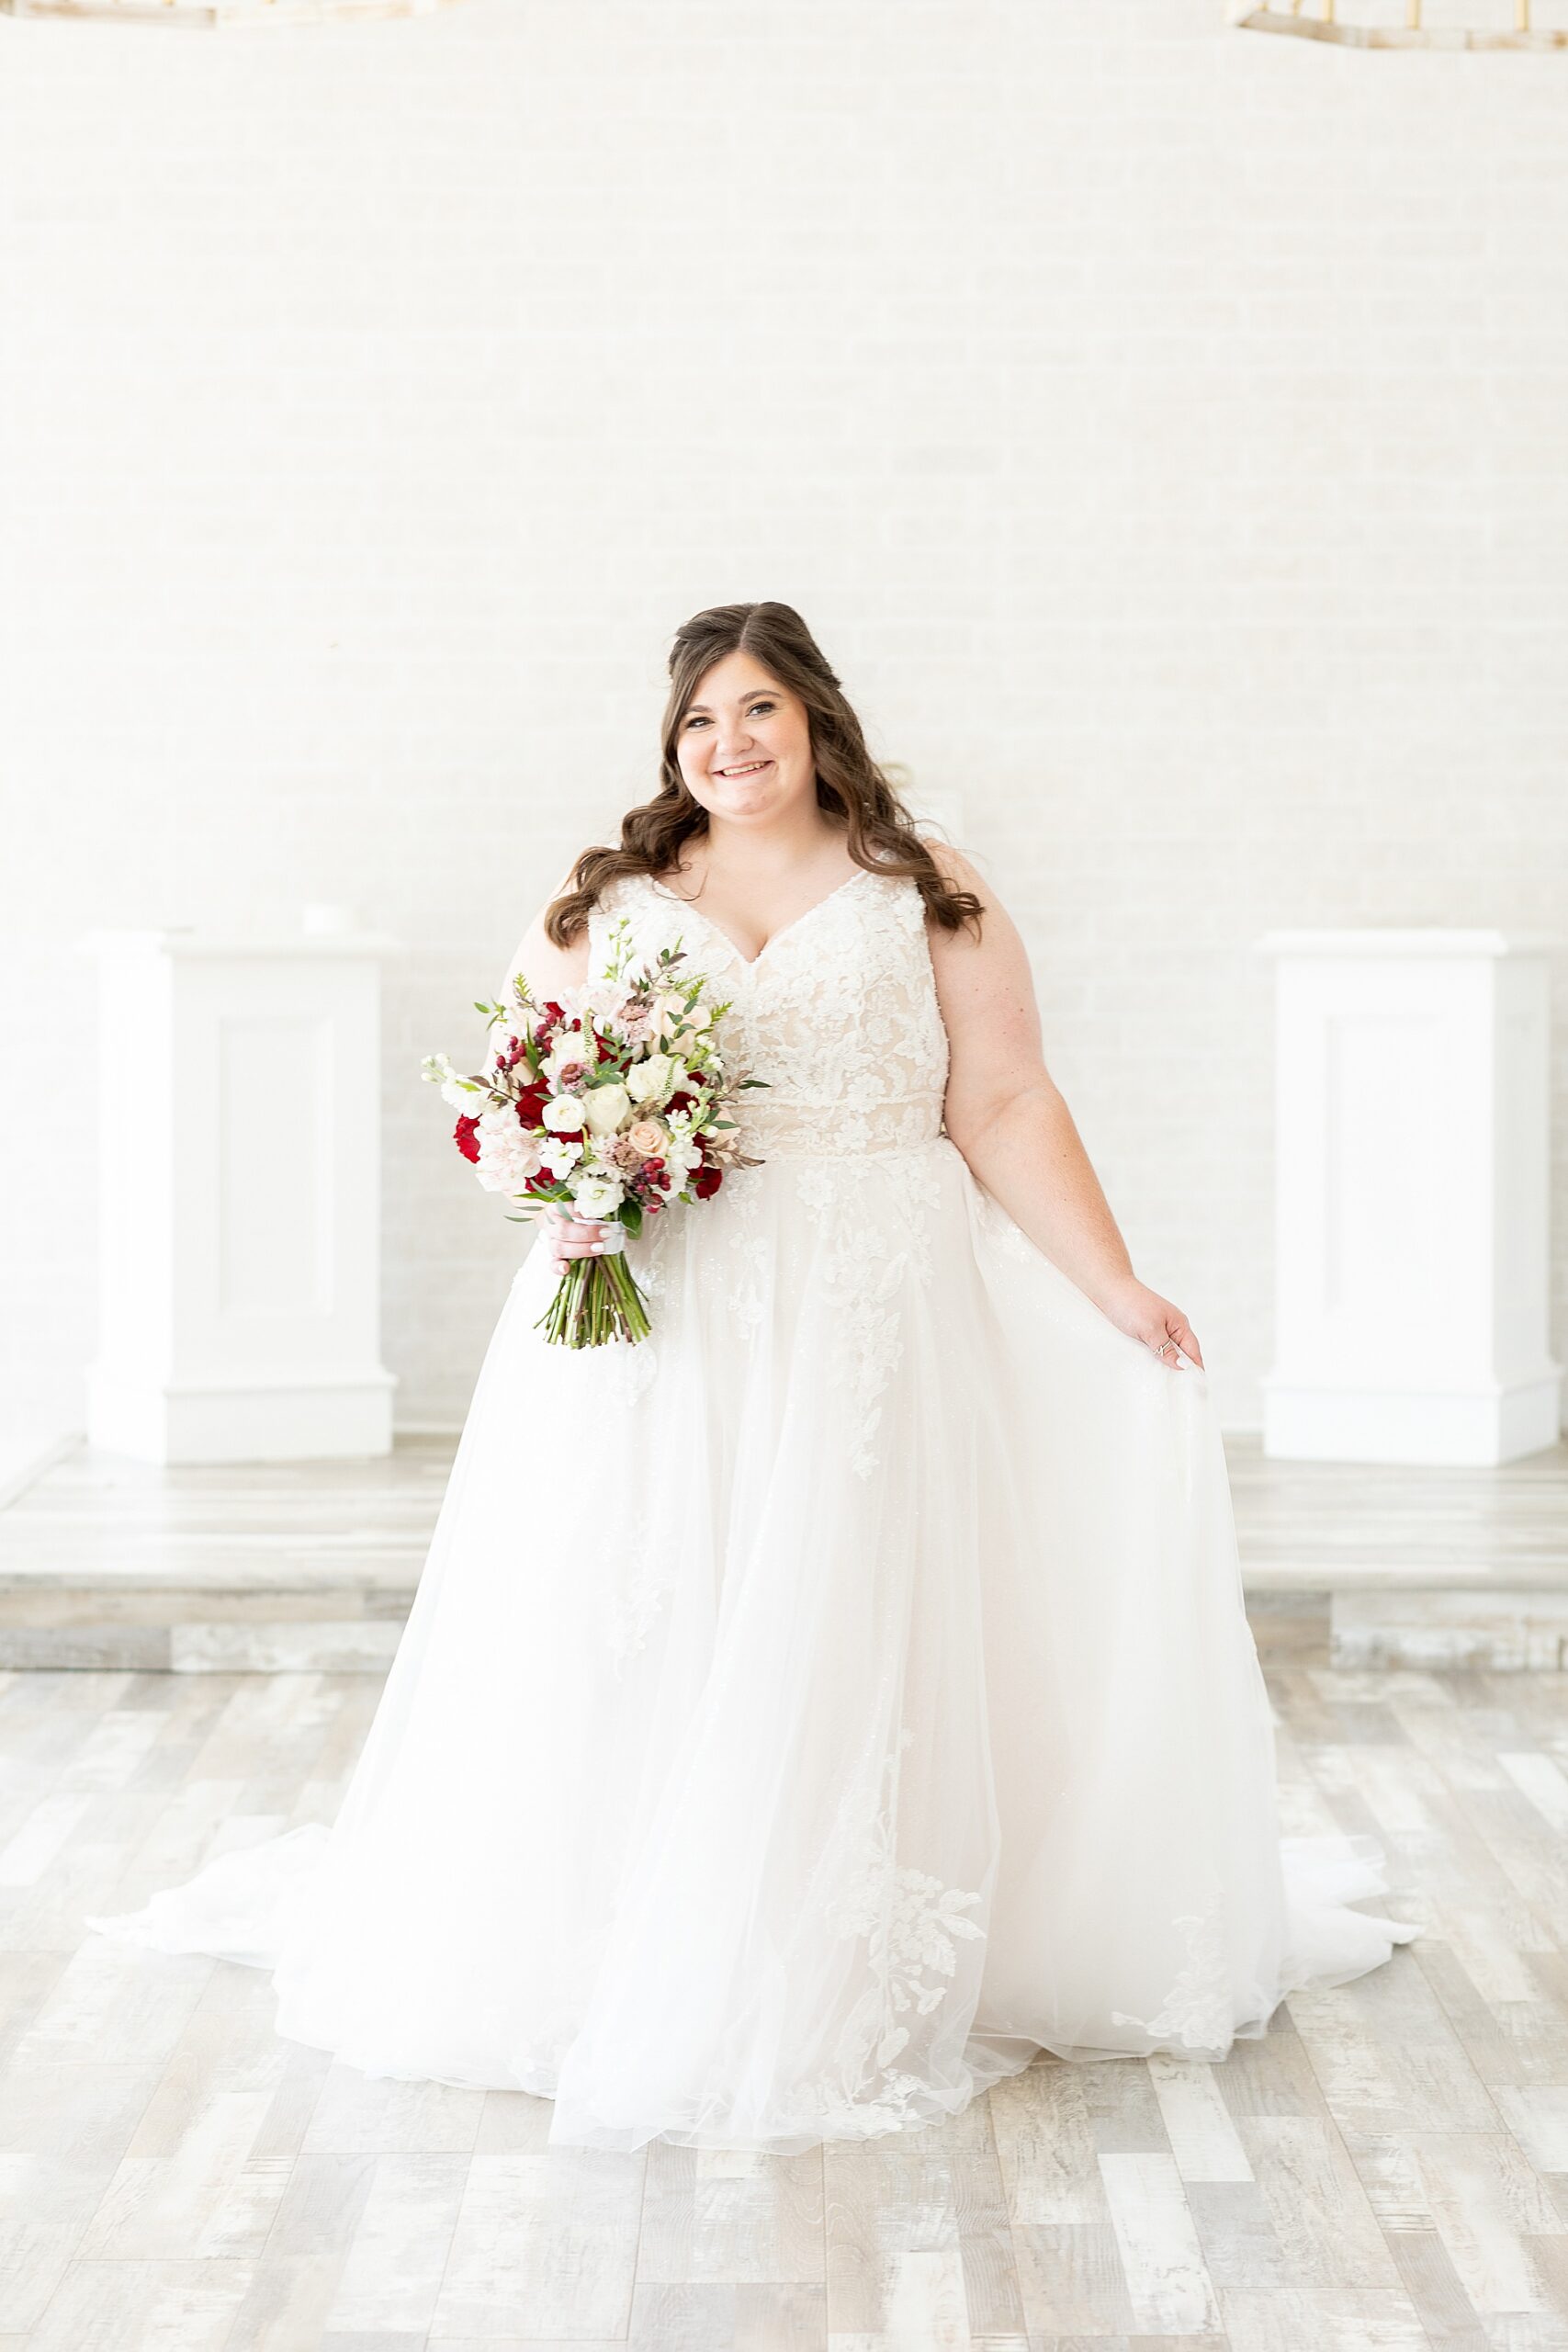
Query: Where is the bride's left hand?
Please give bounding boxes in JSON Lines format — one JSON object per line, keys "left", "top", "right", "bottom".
{"left": 1100, "top": 1276, "right": 1203, "bottom": 1370}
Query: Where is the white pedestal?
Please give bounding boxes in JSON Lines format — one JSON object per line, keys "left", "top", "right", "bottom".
{"left": 82, "top": 926, "right": 400, "bottom": 1464}
{"left": 1256, "top": 928, "right": 1561, "bottom": 1466}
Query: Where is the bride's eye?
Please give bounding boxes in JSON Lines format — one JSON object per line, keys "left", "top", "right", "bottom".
{"left": 684, "top": 703, "right": 773, "bottom": 728}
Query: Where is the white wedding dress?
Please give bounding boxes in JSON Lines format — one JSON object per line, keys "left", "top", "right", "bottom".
{"left": 85, "top": 857, "right": 1420, "bottom": 2154}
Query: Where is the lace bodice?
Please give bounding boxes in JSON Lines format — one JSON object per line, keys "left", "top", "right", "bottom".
{"left": 588, "top": 862, "right": 952, "bottom": 1159}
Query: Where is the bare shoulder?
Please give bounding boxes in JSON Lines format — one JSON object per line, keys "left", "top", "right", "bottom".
{"left": 919, "top": 838, "right": 1018, "bottom": 960}
{"left": 920, "top": 836, "right": 988, "bottom": 899}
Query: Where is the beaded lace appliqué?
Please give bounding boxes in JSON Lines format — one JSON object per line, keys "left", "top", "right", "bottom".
{"left": 811, "top": 1729, "right": 987, "bottom": 2136}
{"left": 796, "top": 1152, "right": 942, "bottom": 1480}
{"left": 1108, "top": 1887, "right": 1234, "bottom": 2052}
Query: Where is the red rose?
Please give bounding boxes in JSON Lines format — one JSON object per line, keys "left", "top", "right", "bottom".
{"left": 455, "top": 1114, "right": 481, "bottom": 1164}
{"left": 595, "top": 1034, "right": 616, "bottom": 1063}
{"left": 514, "top": 1083, "right": 549, "bottom": 1125}
{"left": 693, "top": 1163, "right": 723, "bottom": 1199}
{"left": 667, "top": 1090, "right": 694, "bottom": 1115}
{"left": 541, "top": 1001, "right": 566, "bottom": 1023}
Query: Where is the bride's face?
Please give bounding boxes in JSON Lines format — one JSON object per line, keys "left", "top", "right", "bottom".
{"left": 674, "top": 651, "right": 816, "bottom": 829}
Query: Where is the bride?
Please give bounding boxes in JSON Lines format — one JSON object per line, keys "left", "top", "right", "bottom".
{"left": 86, "top": 598, "right": 1419, "bottom": 2155}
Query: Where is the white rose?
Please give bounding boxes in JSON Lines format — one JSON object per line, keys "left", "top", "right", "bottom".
{"left": 543, "top": 1095, "right": 585, "bottom": 1133}
{"left": 572, "top": 1174, "right": 625, "bottom": 1220}
{"left": 581, "top": 1082, "right": 631, "bottom": 1137}
{"left": 626, "top": 1053, "right": 674, "bottom": 1106}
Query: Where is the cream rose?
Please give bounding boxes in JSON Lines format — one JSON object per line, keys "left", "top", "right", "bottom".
{"left": 581, "top": 1082, "right": 631, "bottom": 1137}
{"left": 626, "top": 1053, "right": 674, "bottom": 1106}
{"left": 626, "top": 1118, "right": 667, "bottom": 1157}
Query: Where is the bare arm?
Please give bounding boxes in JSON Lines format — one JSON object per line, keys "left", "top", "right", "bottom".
{"left": 925, "top": 843, "right": 1202, "bottom": 1370}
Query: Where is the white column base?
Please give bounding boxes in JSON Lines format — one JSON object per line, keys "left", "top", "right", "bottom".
{"left": 86, "top": 1365, "right": 398, "bottom": 1464}
{"left": 1261, "top": 1363, "right": 1562, "bottom": 1466}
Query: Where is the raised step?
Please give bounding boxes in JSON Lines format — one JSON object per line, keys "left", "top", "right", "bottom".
{"left": 1, "top": 1433, "right": 1563, "bottom": 1673}
{"left": 0, "top": 1433, "right": 437, "bottom": 1670}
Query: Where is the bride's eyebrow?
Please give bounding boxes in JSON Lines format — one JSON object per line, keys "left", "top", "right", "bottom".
{"left": 684, "top": 688, "right": 782, "bottom": 713}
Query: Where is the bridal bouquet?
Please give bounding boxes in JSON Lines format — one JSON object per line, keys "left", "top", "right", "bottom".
{"left": 422, "top": 915, "right": 765, "bottom": 1348}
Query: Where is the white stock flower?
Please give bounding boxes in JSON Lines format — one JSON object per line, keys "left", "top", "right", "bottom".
{"left": 538, "top": 1135, "right": 583, "bottom": 1178}
{"left": 424, "top": 1053, "right": 488, "bottom": 1112}
{"left": 581, "top": 1083, "right": 631, "bottom": 1137}
{"left": 661, "top": 1129, "right": 704, "bottom": 1182}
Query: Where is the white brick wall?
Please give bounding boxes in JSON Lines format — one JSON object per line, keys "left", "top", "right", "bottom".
{"left": 3, "top": 0, "right": 1564, "bottom": 1437}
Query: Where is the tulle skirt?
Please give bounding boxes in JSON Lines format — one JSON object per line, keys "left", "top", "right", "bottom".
{"left": 85, "top": 1138, "right": 1420, "bottom": 2154}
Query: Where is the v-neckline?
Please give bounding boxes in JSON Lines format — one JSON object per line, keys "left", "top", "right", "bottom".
{"left": 645, "top": 863, "right": 876, "bottom": 972}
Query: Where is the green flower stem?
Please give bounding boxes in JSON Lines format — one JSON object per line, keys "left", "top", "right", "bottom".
{"left": 604, "top": 1246, "right": 653, "bottom": 1342}
{"left": 534, "top": 1247, "right": 653, "bottom": 1349}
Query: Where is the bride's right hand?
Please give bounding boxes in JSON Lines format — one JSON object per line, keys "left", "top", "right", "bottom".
{"left": 542, "top": 1206, "right": 622, "bottom": 1274}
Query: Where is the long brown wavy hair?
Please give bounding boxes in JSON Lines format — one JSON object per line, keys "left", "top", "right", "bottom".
{"left": 543, "top": 601, "right": 986, "bottom": 947}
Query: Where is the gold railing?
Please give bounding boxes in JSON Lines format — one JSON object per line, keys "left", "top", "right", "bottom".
{"left": 0, "top": 0, "right": 460, "bottom": 21}
{"left": 1235, "top": 0, "right": 1567, "bottom": 42}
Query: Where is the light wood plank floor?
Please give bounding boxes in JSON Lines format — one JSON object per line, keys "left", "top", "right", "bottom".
{"left": 9, "top": 1629, "right": 1568, "bottom": 2348}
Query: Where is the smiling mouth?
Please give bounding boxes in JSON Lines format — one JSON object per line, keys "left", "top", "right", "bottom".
{"left": 714, "top": 760, "right": 772, "bottom": 777}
